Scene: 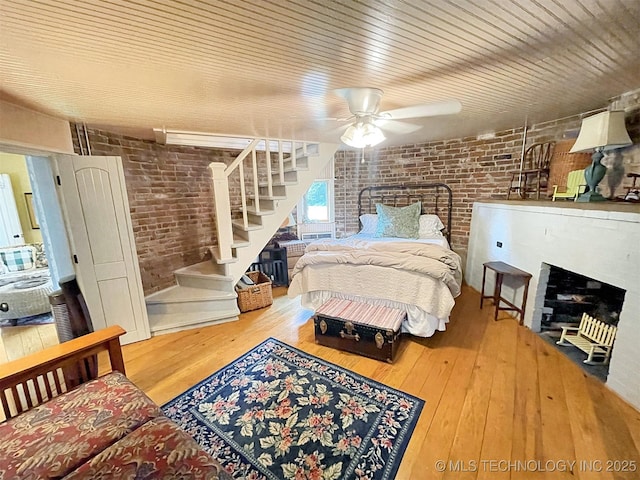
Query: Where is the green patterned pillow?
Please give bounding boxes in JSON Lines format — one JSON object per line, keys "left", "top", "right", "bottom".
{"left": 375, "top": 202, "right": 421, "bottom": 239}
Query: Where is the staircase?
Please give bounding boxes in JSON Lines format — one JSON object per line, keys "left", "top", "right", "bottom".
{"left": 145, "top": 138, "right": 339, "bottom": 335}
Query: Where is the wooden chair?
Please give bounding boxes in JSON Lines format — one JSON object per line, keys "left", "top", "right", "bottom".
{"left": 623, "top": 172, "right": 640, "bottom": 201}
{"left": 552, "top": 169, "right": 587, "bottom": 201}
{"left": 507, "top": 142, "right": 555, "bottom": 199}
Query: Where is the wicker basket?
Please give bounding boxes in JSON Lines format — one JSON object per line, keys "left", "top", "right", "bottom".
{"left": 236, "top": 271, "right": 273, "bottom": 313}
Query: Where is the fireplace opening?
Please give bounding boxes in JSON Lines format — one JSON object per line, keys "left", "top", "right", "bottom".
{"left": 538, "top": 264, "right": 626, "bottom": 381}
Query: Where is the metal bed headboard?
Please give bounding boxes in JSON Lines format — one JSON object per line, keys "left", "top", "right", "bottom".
{"left": 357, "top": 183, "right": 453, "bottom": 244}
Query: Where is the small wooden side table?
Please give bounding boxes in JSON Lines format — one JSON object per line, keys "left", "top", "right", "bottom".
{"left": 480, "top": 261, "right": 532, "bottom": 325}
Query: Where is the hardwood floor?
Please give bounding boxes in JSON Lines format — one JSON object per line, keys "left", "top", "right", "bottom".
{"left": 0, "top": 323, "right": 58, "bottom": 363}
{"left": 117, "top": 285, "right": 640, "bottom": 480}
{"left": 3, "top": 286, "right": 639, "bottom": 478}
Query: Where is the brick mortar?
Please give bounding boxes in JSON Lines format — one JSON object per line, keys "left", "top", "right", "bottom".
{"left": 70, "top": 102, "right": 639, "bottom": 294}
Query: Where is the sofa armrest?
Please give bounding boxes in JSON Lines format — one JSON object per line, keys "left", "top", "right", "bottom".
{"left": 0, "top": 325, "right": 126, "bottom": 420}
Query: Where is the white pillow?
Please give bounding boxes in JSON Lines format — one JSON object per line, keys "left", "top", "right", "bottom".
{"left": 418, "top": 214, "right": 445, "bottom": 238}
{"left": 359, "top": 214, "right": 378, "bottom": 235}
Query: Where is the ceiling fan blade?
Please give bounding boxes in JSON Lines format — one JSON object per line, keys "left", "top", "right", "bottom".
{"left": 380, "top": 99, "right": 462, "bottom": 120}
{"left": 317, "top": 115, "right": 353, "bottom": 122}
{"left": 325, "top": 123, "right": 351, "bottom": 136}
{"left": 374, "top": 119, "right": 422, "bottom": 134}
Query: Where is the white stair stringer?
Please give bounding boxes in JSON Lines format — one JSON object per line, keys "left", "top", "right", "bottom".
{"left": 225, "top": 142, "right": 339, "bottom": 283}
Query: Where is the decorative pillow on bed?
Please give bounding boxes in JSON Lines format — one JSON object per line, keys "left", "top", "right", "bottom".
{"left": 419, "top": 214, "right": 446, "bottom": 238}
{"left": 0, "top": 246, "right": 35, "bottom": 272}
{"left": 359, "top": 214, "right": 378, "bottom": 235}
{"left": 375, "top": 202, "right": 421, "bottom": 239}
{"left": 32, "top": 242, "right": 49, "bottom": 268}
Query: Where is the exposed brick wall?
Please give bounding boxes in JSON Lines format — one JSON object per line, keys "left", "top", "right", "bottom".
{"left": 334, "top": 107, "right": 640, "bottom": 267}
{"left": 70, "top": 126, "right": 241, "bottom": 295}
{"left": 69, "top": 98, "right": 639, "bottom": 295}
{"left": 334, "top": 128, "right": 525, "bottom": 264}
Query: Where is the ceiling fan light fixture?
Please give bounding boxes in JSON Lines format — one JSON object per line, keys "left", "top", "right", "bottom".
{"left": 361, "top": 122, "right": 385, "bottom": 146}
{"left": 340, "top": 122, "right": 385, "bottom": 148}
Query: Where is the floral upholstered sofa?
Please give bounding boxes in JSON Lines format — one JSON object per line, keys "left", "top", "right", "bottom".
{"left": 0, "top": 326, "right": 232, "bottom": 479}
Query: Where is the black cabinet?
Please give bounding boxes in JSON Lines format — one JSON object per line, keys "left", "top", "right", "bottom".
{"left": 248, "top": 247, "right": 289, "bottom": 286}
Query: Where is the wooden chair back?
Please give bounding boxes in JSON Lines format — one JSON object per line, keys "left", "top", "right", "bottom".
{"left": 523, "top": 142, "right": 554, "bottom": 171}
{"left": 0, "top": 326, "right": 126, "bottom": 421}
{"left": 552, "top": 169, "right": 587, "bottom": 200}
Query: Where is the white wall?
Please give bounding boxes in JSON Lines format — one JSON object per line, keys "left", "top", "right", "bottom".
{"left": 26, "top": 156, "right": 74, "bottom": 289}
{"left": 0, "top": 100, "right": 73, "bottom": 155}
{"left": 465, "top": 201, "right": 640, "bottom": 410}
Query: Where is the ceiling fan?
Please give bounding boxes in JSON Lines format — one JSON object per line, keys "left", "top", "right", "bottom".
{"left": 331, "top": 87, "right": 462, "bottom": 148}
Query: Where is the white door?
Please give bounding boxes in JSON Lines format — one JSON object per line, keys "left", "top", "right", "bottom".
{"left": 55, "top": 155, "right": 149, "bottom": 344}
{"left": 0, "top": 174, "right": 25, "bottom": 246}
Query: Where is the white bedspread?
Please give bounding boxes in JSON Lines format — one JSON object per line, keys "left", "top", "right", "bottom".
{"left": 287, "top": 236, "right": 462, "bottom": 337}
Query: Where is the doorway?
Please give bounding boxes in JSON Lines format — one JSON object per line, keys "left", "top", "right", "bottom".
{"left": 0, "top": 151, "right": 69, "bottom": 362}
{"left": 0, "top": 151, "right": 72, "bottom": 328}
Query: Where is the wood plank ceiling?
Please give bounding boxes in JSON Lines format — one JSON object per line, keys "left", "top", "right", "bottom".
{"left": 0, "top": 0, "right": 639, "bottom": 147}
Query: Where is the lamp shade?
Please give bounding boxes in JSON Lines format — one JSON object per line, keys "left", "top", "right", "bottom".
{"left": 280, "top": 213, "right": 296, "bottom": 228}
{"left": 570, "top": 110, "right": 633, "bottom": 153}
{"left": 340, "top": 122, "right": 385, "bottom": 148}
{"left": 340, "top": 124, "right": 364, "bottom": 148}
{"left": 361, "top": 122, "right": 386, "bottom": 146}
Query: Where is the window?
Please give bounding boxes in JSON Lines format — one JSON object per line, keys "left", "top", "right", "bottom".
{"left": 297, "top": 160, "right": 335, "bottom": 239}
{"left": 303, "top": 180, "right": 330, "bottom": 222}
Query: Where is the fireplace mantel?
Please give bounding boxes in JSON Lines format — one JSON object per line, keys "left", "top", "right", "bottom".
{"left": 465, "top": 201, "right": 640, "bottom": 410}
{"left": 477, "top": 198, "right": 640, "bottom": 215}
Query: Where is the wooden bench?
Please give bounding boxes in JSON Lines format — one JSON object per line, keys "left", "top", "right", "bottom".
{"left": 556, "top": 313, "right": 617, "bottom": 365}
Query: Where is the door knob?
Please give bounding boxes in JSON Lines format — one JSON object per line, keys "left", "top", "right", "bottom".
{"left": 0, "top": 303, "right": 9, "bottom": 312}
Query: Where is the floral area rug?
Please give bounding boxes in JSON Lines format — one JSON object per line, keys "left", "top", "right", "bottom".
{"left": 163, "top": 338, "right": 424, "bottom": 480}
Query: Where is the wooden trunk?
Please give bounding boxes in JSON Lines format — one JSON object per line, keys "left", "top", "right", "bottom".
{"left": 313, "top": 298, "right": 405, "bottom": 363}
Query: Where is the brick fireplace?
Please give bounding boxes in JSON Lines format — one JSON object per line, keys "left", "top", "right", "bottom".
{"left": 536, "top": 263, "right": 626, "bottom": 380}
{"left": 466, "top": 201, "right": 640, "bottom": 410}
{"left": 539, "top": 264, "right": 625, "bottom": 331}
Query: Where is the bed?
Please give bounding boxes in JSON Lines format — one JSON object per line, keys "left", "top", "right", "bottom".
{"left": 287, "top": 183, "right": 462, "bottom": 337}
{"left": 0, "top": 244, "right": 53, "bottom": 324}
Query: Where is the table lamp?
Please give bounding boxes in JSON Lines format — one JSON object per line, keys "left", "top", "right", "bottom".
{"left": 570, "top": 110, "right": 633, "bottom": 202}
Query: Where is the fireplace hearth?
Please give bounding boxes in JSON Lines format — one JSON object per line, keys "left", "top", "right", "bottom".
{"left": 538, "top": 263, "right": 626, "bottom": 381}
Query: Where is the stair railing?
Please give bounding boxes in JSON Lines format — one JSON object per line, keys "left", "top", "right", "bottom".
{"left": 209, "top": 138, "right": 312, "bottom": 263}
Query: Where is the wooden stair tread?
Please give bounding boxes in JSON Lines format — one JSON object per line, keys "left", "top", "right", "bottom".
{"left": 147, "top": 310, "right": 239, "bottom": 334}
{"left": 258, "top": 181, "right": 297, "bottom": 187}
{"left": 145, "top": 285, "right": 235, "bottom": 304}
{"left": 248, "top": 194, "right": 286, "bottom": 201}
{"left": 174, "top": 261, "right": 233, "bottom": 279}
{"left": 245, "top": 207, "right": 275, "bottom": 216}
{"left": 232, "top": 220, "right": 263, "bottom": 231}
{"left": 232, "top": 236, "right": 250, "bottom": 248}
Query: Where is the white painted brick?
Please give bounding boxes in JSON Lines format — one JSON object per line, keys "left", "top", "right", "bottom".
{"left": 466, "top": 202, "right": 640, "bottom": 411}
